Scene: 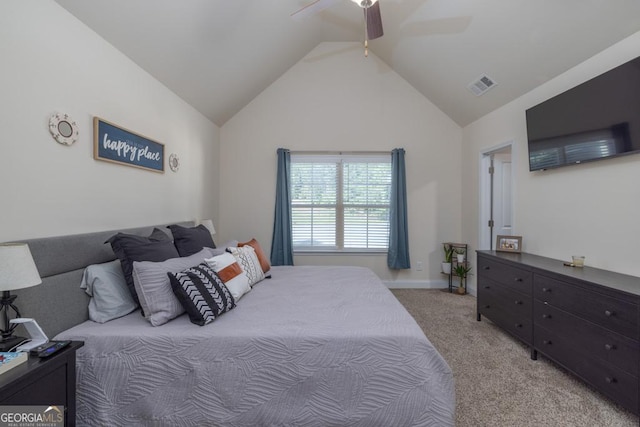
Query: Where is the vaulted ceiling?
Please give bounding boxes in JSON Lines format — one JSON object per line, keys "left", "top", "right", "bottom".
{"left": 55, "top": 0, "right": 640, "bottom": 127}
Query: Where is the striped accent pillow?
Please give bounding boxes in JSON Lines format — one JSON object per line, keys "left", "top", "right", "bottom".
{"left": 168, "top": 263, "right": 236, "bottom": 326}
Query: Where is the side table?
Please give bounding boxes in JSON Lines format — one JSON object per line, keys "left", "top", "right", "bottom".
{"left": 0, "top": 341, "right": 84, "bottom": 426}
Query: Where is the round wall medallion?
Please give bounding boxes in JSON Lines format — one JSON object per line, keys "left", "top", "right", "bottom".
{"left": 169, "top": 153, "right": 180, "bottom": 172}
{"left": 49, "top": 113, "right": 79, "bottom": 146}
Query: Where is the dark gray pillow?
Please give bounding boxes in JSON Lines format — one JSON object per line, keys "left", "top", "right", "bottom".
{"left": 168, "top": 224, "right": 216, "bottom": 257}
{"left": 106, "top": 228, "right": 179, "bottom": 307}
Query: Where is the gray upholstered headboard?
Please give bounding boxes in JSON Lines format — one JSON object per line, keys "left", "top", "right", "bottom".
{"left": 12, "top": 222, "right": 194, "bottom": 338}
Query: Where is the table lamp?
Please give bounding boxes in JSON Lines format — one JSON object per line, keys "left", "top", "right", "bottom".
{"left": 0, "top": 243, "right": 42, "bottom": 351}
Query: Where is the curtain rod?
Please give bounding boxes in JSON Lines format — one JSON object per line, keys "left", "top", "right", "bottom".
{"left": 289, "top": 150, "right": 391, "bottom": 155}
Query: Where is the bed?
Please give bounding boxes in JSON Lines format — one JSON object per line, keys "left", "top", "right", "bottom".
{"left": 15, "top": 224, "right": 455, "bottom": 426}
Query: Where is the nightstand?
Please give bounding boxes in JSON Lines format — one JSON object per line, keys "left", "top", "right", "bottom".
{"left": 0, "top": 341, "right": 84, "bottom": 426}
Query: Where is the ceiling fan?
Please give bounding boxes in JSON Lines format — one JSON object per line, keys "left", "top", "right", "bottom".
{"left": 291, "top": 0, "right": 384, "bottom": 57}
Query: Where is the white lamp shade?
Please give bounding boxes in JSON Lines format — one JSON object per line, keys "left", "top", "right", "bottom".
{"left": 0, "top": 243, "right": 42, "bottom": 291}
{"left": 199, "top": 220, "right": 216, "bottom": 235}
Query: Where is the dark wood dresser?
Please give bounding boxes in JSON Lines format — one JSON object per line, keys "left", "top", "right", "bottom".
{"left": 476, "top": 250, "right": 639, "bottom": 415}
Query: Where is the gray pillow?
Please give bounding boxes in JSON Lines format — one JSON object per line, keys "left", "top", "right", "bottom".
{"left": 81, "top": 260, "right": 137, "bottom": 323}
{"left": 105, "top": 228, "right": 179, "bottom": 309}
{"left": 132, "top": 247, "right": 216, "bottom": 326}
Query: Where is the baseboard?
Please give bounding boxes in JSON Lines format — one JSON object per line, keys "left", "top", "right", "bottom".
{"left": 383, "top": 279, "right": 448, "bottom": 289}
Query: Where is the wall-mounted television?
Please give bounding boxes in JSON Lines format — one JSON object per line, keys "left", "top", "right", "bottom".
{"left": 526, "top": 56, "right": 640, "bottom": 171}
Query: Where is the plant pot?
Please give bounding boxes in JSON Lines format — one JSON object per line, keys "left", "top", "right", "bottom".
{"left": 442, "top": 262, "right": 452, "bottom": 275}
{"left": 456, "top": 254, "right": 465, "bottom": 263}
{"left": 457, "top": 286, "right": 466, "bottom": 295}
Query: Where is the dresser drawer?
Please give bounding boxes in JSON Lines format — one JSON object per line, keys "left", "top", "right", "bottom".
{"left": 479, "top": 290, "right": 532, "bottom": 344}
{"left": 480, "top": 279, "right": 531, "bottom": 319}
{"left": 534, "top": 275, "right": 638, "bottom": 339}
{"left": 534, "top": 300, "right": 639, "bottom": 376}
{"left": 1, "top": 365, "right": 67, "bottom": 406}
{"left": 478, "top": 256, "right": 532, "bottom": 295}
{"left": 535, "top": 325, "right": 638, "bottom": 414}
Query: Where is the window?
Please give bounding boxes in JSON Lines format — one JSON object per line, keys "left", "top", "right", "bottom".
{"left": 290, "top": 153, "right": 391, "bottom": 251}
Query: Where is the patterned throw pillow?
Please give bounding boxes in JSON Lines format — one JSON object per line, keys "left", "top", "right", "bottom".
{"left": 168, "top": 263, "right": 236, "bottom": 326}
{"left": 204, "top": 253, "right": 252, "bottom": 301}
{"left": 238, "top": 238, "right": 271, "bottom": 277}
{"left": 227, "top": 246, "right": 265, "bottom": 286}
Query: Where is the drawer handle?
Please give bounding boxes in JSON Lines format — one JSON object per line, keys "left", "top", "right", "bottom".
{"left": 604, "top": 310, "right": 615, "bottom": 317}
{"left": 541, "top": 287, "right": 550, "bottom": 293}
{"left": 542, "top": 314, "right": 551, "bottom": 319}
{"left": 514, "top": 300, "right": 523, "bottom": 305}
{"left": 483, "top": 266, "right": 490, "bottom": 270}
{"left": 543, "top": 339, "right": 552, "bottom": 345}
{"left": 514, "top": 277, "right": 523, "bottom": 282}
{"left": 604, "top": 344, "right": 616, "bottom": 351}
{"left": 605, "top": 376, "right": 617, "bottom": 384}
{"left": 484, "top": 285, "right": 491, "bottom": 289}
{"left": 485, "top": 305, "right": 491, "bottom": 309}
{"left": 515, "top": 323, "right": 523, "bottom": 328}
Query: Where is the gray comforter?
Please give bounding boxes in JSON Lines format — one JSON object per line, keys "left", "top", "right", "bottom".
{"left": 57, "top": 266, "right": 455, "bottom": 426}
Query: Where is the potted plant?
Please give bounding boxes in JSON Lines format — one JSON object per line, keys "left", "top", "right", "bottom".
{"left": 453, "top": 264, "right": 472, "bottom": 295}
{"left": 454, "top": 247, "right": 466, "bottom": 263}
{"left": 442, "top": 244, "right": 454, "bottom": 274}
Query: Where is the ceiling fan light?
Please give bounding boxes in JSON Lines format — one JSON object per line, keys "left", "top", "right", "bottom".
{"left": 350, "top": 0, "right": 378, "bottom": 8}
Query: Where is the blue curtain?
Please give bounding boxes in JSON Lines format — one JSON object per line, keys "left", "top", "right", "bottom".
{"left": 388, "top": 148, "right": 411, "bottom": 269}
{"left": 270, "top": 148, "right": 294, "bottom": 266}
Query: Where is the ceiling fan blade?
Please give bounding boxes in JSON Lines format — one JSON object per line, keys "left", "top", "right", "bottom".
{"left": 291, "top": 0, "right": 340, "bottom": 20}
{"left": 365, "top": 2, "right": 383, "bottom": 40}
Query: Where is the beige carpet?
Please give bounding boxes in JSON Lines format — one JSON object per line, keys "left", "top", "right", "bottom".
{"left": 391, "top": 289, "right": 638, "bottom": 427}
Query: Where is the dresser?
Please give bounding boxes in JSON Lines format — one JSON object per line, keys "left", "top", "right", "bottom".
{"left": 476, "top": 251, "right": 639, "bottom": 415}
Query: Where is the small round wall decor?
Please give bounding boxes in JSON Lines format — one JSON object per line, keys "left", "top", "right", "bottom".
{"left": 49, "top": 113, "right": 79, "bottom": 146}
{"left": 169, "top": 153, "right": 180, "bottom": 172}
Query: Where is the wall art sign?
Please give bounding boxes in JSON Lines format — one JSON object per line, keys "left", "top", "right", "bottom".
{"left": 93, "top": 117, "right": 164, "bottom": 173}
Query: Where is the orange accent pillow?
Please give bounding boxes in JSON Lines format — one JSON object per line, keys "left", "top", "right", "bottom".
{"left": 239, "top": 238, "right": 271, "bottom": 274}
{"left": 217, "top": 262, "right": 242, "bottom": 283}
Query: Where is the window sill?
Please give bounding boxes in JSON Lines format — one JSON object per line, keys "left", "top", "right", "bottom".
{"left": 294, "top": 250, "right": 388, "bottom": 256}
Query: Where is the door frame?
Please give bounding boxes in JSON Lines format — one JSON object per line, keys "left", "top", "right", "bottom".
{"left": 479, "top": 140, "right": 517, "bottom": 250}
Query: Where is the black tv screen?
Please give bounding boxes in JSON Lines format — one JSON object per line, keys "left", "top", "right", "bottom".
{"left": 526, "top": 56, "right": 640, "bottom": 171}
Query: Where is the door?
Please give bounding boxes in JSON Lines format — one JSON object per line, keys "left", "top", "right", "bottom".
{"left": 492, "top": 152, "right": 513, "bottom": 238}
{"left": 480, "top": 144, "right": 513, "bottom": 250}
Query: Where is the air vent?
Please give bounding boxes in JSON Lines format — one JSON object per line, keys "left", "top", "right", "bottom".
{"left": 467, "top": 74, "right": 497, "bottom": 96}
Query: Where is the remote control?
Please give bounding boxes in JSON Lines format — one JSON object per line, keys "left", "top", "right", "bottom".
{"left": 29, "top": 340, "right": 71, "bottom": 358}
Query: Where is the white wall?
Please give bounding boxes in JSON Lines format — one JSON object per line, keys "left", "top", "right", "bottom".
{"left": 0, "top": 1, "right": 220, "bottom": 242}
{"left": 462, "top": 31, "right": 640, "bottom": 293}
{"left": 220, "top": 42, "right": 462, "bottom": 284}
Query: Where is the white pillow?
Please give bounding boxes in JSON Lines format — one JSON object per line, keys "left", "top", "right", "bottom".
{"left": 132, "top": 247, "right": 216, "bottom": 326}
{"left": 204, "top": 253, "right": 251, "bottom": 301}
{"left": 81, "top": 260, "right": 137, "bottom": 323}
{"left": 227, "top": 246, "right": 265, "bottom": 286}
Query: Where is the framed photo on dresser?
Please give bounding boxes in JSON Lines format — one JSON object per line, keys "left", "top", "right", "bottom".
{"left": 496, "top": 235, "right": 522, "bottom": 253}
